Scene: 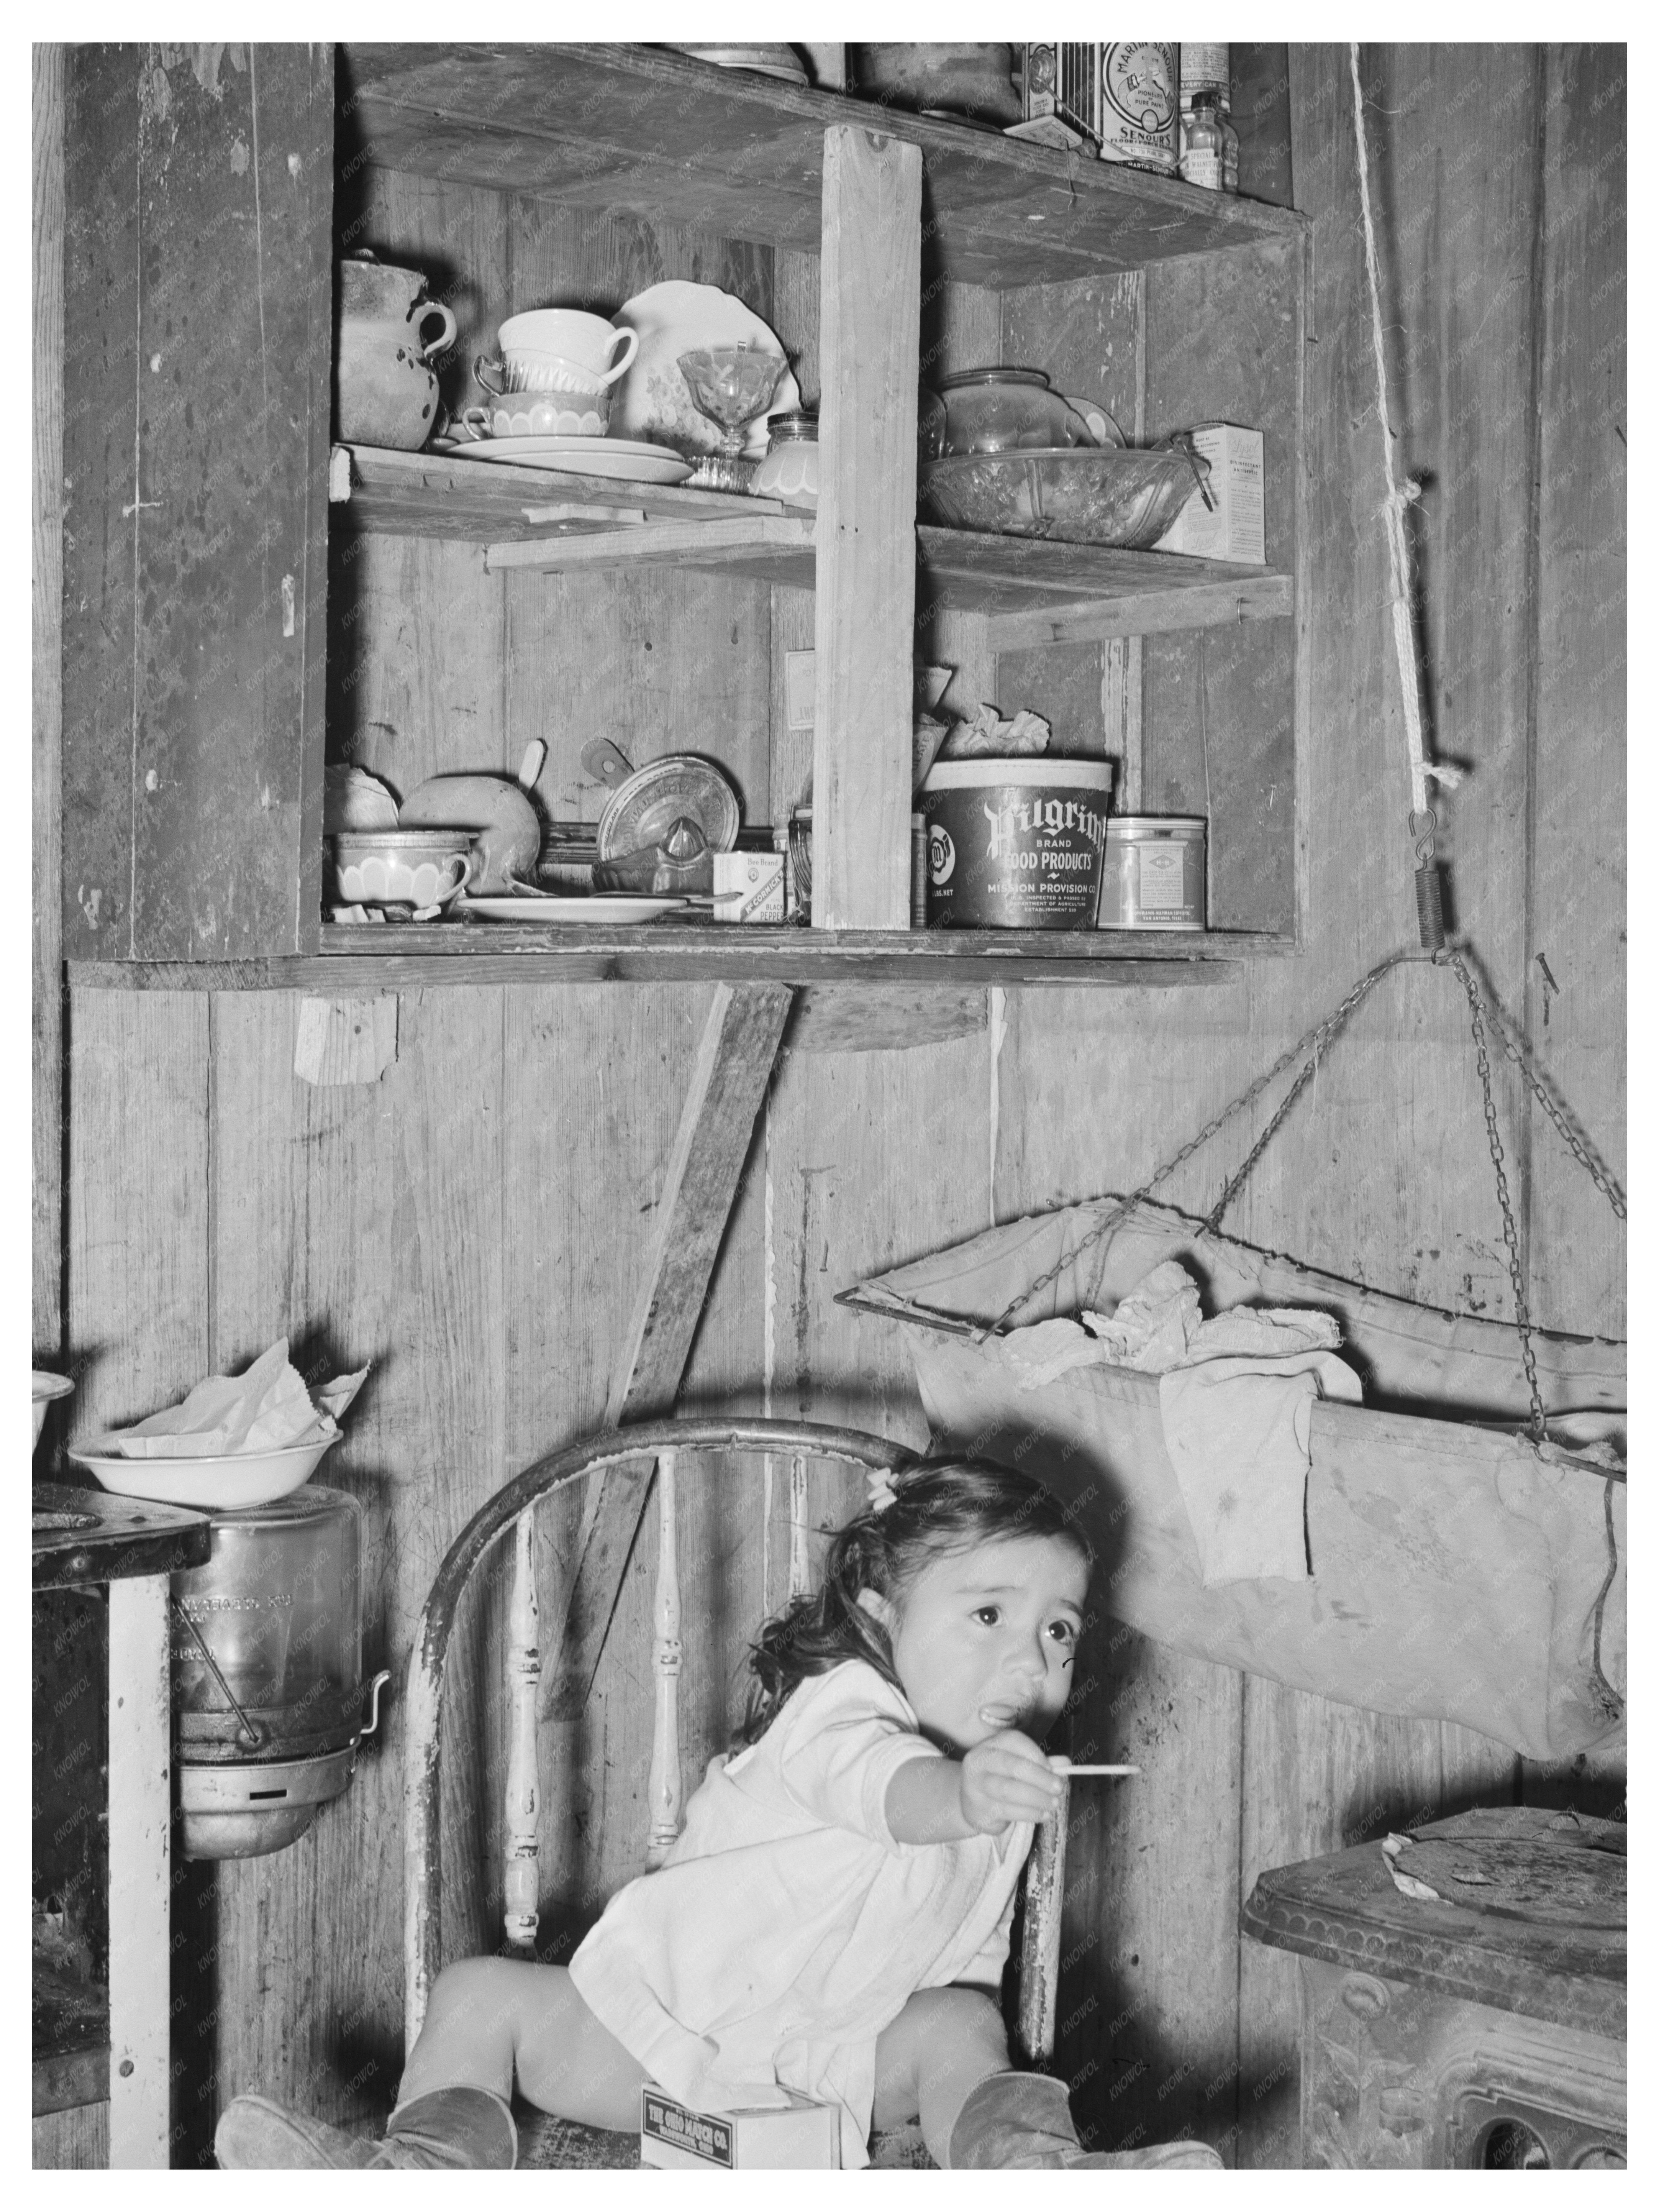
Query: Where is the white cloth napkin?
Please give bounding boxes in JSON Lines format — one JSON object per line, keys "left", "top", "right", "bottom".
{"left": 1159, "top": 1347, "right": 1363, "bottom": 1584}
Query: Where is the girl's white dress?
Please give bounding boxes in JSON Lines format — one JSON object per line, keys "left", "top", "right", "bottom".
{"left": 568, "top": 1657, "right": 1034, "bottom": 2166}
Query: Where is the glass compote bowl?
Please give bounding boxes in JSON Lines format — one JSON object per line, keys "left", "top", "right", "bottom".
{"left": 676, "top": 344, "right": 788, "bottom": 489}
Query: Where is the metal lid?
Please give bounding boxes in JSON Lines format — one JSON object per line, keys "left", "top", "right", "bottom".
{"left": 1105, "top": 816, "right": 1207, "bottom": 836}
{"left": 766, "top": 410, "right": 818, "bottom": 447}
{"left": 596, "top": 755, "right": 741, "bottom": 861}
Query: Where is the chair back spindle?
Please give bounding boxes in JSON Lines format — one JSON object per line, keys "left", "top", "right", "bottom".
{"left": 503, "top": 1510, "right": 542, "bottom": 1952}
{"left": 788, "top": 1452, "right": 810, "bottom": 1600}
{"left": 643, "top": 1451, "right": 683, "bottom": 1870}
{"left": 1013, "top": 1774, "right": 1069, "bottom": 2067}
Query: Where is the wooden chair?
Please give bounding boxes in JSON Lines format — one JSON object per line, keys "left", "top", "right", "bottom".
{"left": 403, "top": 1416, "right": 1072, "bottom": 2170}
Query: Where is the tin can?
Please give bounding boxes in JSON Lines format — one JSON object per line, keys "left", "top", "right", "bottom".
{"left": 1179, "top": 43, "right": 1229, "bottom": 109}
{"left": 1097, "top": 43, "right": 1177, "bottom": 174}
{"left": 1099, "top": 816, "right": 1206, "bottom": 930}
{"left": 921, "top": 758, "right": 1113, "bottom": 930}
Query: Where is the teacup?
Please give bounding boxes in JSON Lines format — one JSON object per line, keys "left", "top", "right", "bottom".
{"left": 458, "top": 395, "right": 608, "bottom": 440}
{"left": 328, "top": 829, "right": 476, "bottom": 910}
{"left": 495, "top": 310, "right": 639, "bottom": 392}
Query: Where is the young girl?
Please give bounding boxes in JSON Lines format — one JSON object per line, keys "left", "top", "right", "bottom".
{"left": 217, "top": 1459, "right": 1219, "bottom": 2171}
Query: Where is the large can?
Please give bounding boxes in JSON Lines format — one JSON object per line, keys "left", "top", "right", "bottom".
{"left": 921, "top": 757, "right": 1114, "bottom": 929}
{"left": 1097, "top": 43, "right": 1178, "bottom": 173}
{"left": 1098, "top": 815, "right": 1207, "bottom": 929}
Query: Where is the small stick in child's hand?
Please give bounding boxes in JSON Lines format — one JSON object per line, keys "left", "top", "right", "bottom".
{"left": 1048, "top": 1759, "right": 1141, "bottom": 1777}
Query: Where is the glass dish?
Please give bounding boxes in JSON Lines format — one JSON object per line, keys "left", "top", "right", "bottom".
{"left": 916, "top": 446, "right": 1211, "bottom": 550}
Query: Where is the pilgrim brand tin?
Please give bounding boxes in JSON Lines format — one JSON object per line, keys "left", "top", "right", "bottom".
{"left": 1100, "top": 815, "right": 1207, "bottom": 930}
{"left": 1097, "top": 43, "right": 1178, "bottom": 173}
{"left": 921, "top": 758, "right": 1114, "bottom": 929}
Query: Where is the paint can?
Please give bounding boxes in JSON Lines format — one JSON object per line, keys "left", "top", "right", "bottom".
{"left": 1096, "top": 43, "right": 1178, "bottom": 174}
{"left": 920, "top": 757, "right": 1114, "bottom": 929}
{"left": 1098, "top": 815, "right": 1207, "bottom": 930}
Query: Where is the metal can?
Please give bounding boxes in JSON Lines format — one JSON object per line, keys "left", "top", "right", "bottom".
{"left": 1179, "top": 43, "right": 1229, "bottom": 110}
{"left": 1098, "top": 816, "right": 1207, "bottom": 930}
{"left": 1097, "top": 43, "right": 1177, "bottom": 173}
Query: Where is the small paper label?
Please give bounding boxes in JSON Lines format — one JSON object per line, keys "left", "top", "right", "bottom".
{"left": 1136, "top": 845, "right": 1190, "bottom": 911}
{"left": 785, "top": 651, "right": 815, "bottom": 732}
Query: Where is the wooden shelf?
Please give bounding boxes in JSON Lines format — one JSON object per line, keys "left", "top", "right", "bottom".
{"left": 338, "top": 43, "right": 1307, "bottom": 286}
{"left": 330, "top": 442, "right": 796, "bottom": 538}
{"left": 331, "top": 447, "right": 1289, "bottom": 635}
{"left": 67, "top": 922, "right": 1292, "bottom": 992}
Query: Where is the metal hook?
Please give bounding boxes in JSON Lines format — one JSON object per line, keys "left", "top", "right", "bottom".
{"left": 1408, "top": 805, "right": 1438, "bottom": 867}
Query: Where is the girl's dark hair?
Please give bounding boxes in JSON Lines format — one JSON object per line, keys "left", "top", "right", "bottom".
{"left": 736, "top": 1457, "right": 1091, "bottom": 1748}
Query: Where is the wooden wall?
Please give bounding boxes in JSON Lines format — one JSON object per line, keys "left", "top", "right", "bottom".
{"left": 48, "top": 43, "right": 1623, "bottom": 2169}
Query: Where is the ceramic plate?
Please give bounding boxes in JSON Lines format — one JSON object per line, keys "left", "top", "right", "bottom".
{"left": 456, "top": 894, "right": 688, "bottom": 924}
{"left": 610, "top": 281, "right": 802, "bottom": 460}
{"left": 431, "top": 436, "right": 693, "bottom": 483}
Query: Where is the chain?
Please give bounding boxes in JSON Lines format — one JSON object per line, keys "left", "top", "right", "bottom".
{"left": 1205, "top": 1046, "right": 1321, "bottom": 1234}
{"left": 974, "top": 947, "right": 1426, "bottom": 1342}
{"left": 1457, "top": 962, "right": 1627, "bottom": 1220}
{"left": 1450, "top": 952, "right": 1546, "bottom": 1441}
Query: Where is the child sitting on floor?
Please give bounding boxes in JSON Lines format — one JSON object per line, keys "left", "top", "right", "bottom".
{"left": 216, "top": 1457, "right": 1220, "bottom": 2171}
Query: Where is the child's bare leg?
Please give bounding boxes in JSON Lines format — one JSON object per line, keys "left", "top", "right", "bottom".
{"left": 870, "top": 1986, "right": 1009, "bottom": 2160}
{"left": 399, "top": 1957, "right": 647, "bottom": 2130}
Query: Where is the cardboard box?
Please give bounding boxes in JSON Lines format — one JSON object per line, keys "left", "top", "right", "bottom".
{"left": 639, "top": 2084, "right": 841, "bottom": 2169}
{"left": 1154, "top": 423, "right": 1265, "bottom": 564}
{"left": 714, "top": 849, "right": 786, "bottom": 924}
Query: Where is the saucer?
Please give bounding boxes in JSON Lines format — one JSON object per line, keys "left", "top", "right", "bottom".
{"left": 456, "top": 893, "right": 687, "bottom": 924}
{"left": 432, "top": 436, "right": 694, "bottom": 484}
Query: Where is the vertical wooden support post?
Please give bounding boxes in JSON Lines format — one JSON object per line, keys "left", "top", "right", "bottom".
{"left": 1015, "top": 1776, "right": 1070, "bottom": 2068}
{"left": 503, "top": 1510, "right": 540, "bottom": 1951}
{"left": 813, "top": 123, "right": 923, "bottom": 929}
{"left": 788, "top": 1452, "right": 811, "bottom": 1600}
{"left": 107, "top": 1573, "right": 172, "bottom": 2168}
{"left": 644, "top": 1451, "right": 684, "bottom": 1869}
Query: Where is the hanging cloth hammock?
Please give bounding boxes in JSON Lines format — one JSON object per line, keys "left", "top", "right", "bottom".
{"left": 838, "top": 55, "right": 1626, "bottom": 1762}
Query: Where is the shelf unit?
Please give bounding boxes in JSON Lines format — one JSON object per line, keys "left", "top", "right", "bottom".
{"left": 61, "top": 42, "right": 1310, "bottom": 988}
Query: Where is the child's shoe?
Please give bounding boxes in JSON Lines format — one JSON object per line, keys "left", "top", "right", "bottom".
{"left": 215, "top": 2085, "right": 516, "bottom": 2170}
{"left": 946, "top": 2069, "right": 1223, "bottom": 2171}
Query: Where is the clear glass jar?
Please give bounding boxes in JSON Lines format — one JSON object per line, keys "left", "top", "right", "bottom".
{"left": 753, "top": 410, "right": 820, "bottom": 506}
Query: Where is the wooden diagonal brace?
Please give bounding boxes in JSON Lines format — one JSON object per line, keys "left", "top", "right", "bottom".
{"left": 550, "top": 982, "right": 794, "bottom": 1715}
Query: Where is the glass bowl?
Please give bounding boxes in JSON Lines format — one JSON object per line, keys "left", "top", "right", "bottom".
{"left": 917, "top": 446, "right": 1211, "bottom": 550}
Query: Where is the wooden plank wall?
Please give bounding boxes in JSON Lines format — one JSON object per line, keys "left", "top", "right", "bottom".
{"left": 1010, "top": 44, "right": 1627, "bottom": 2165}
{"left": 51, "top": 43, "right": 1623, "bottom": 2170}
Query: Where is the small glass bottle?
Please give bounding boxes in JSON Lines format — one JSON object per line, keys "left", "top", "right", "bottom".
{"left": 1179, "top": 89, "right": 1227, "bottom": 192}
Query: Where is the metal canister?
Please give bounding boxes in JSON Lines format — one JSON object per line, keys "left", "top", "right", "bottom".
{"left": 1099, "top": 816, "right": 1207, "bottom": 930}
{"left": 1179, "top": 43, "right": 1230, "bottom": 110}
{"left": 1096, "top": 43, "right": 1177, "bottom": 173}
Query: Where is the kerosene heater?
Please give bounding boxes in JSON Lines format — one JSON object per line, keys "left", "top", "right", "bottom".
{"left": 170, "top": 1487, "right": 389, "bottom": 1859}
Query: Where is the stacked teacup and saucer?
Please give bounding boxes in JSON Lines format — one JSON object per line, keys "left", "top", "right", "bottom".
{"left": 440, "top": 309, "right": 693, "bottom": 485}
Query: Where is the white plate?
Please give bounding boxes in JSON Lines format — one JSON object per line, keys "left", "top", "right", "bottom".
{"left": 70, "top": 1436, "right": 336, "bottom": 1511}
{"left": 610, "top": 281, "right": 801, "bottom": 460}
{"left": 431, "top": 436, "right": 694, "bottom": 483}
{"left": 457, "top": 894, "right": 688, "bottom": 924}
